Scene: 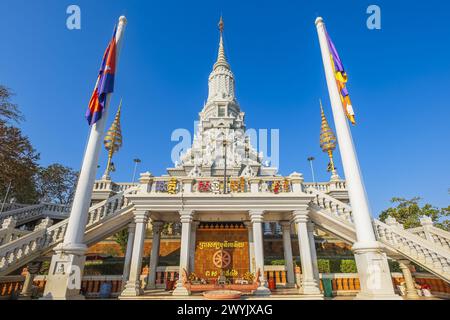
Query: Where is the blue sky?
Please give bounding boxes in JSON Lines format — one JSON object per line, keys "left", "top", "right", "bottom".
{"left": 0, "top": 0, "right": 449, "bottom": 216}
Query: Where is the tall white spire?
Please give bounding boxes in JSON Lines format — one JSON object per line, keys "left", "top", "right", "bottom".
{"left": 214, "top": 16, "right": 230, "bottom": 70}
{"left": 167, "top": 17, "right": 278, "bottom": 178}
{"left": 207, "top": 16, "right": 235, "bottom": 102}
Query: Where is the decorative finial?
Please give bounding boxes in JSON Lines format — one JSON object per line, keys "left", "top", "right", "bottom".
{"left": 319, "top": 100, "right": 339, "bottom": 179}
{"left": 214, "top": 16, "right": 229, "bottom": 70}
{"left": 219, "top": 16, "right": 224, "bottom": 33}
{"left": 103, "top": 99, "right": 123, "bottom": 179}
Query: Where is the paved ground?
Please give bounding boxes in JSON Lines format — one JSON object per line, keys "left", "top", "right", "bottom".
{"left": 117, "top": 288, "right": 443, "bottom": 300}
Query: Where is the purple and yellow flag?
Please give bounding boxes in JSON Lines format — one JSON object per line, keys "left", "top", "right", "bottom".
{"left": 86, "top": 27, "right": 117, "bottom": 126}
{"left": 325, "top": 30, "right": 356, "bottom": 125}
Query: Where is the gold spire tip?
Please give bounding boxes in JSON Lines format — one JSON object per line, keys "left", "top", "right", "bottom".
{"left": 218, "top": 16, "right": 224, "bottom": 33}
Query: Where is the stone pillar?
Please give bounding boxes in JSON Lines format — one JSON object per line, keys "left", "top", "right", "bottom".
{"left": 182, "top": 177, "right": 195, "bottom": 193}
{"left": 289, "top": 172, "right": 304, "bottom": 193}
{"left": 292, "top": 209, "right": 321, "bottom": 296}
{"left": 173, "top": 210, "right": 193, "bottom": 296}
{"left": 189, "top": 221, "right": 199, "bottom": 273}
{"left": 19, "top": 262, "right": 41, "bottom": 299}
{"left": 249, "top": 210, "right": 270, "bottom": 296}
{"left": 307, "top": 221, "right": 320, "bottom": 282}
{"left": 122, "top": 222, "right": 136, "bottom": 288}
{"left": 398, "top": 260, "right": 420, "bottom": 300}
{"left": 280, "top": 221, "right": 295, "bottom": 286}
{"left": 249, "top": 178, "right": 260, "bottom": 193}
{"left": 121, "top": 211, "right": 149, "bottom": 297}
{"left": 244, "top": 222, "right": 256, "bottom": 273}
{"left": 1, "top": 217, "right": 17, "bottom": 243}
{"left": 147, "top": 221, "right": 163, "bottom": 289}
{"left": 139, "top": 172, "right": 154, "bottom": 193}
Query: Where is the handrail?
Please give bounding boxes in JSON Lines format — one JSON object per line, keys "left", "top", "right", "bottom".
{"left": 0, "top": 187, "right": 138, "bottom": 275}
{"left": 309, "top": 187, "right": 450, "bottom": 282}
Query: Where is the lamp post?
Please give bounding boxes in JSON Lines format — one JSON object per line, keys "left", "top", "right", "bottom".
{"left": 132, "top": 158, "right": 142, "bottom": 183}
{"left": 307, "top": 156, "right": 316, "bottom": 186}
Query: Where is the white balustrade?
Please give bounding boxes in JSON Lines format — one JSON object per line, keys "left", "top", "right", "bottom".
{"left": 0, "top": 203, "right": 70, "bottom": 228}
{"left": 305, "top": 187, "right": 353, "bottom": 223}
{"left": 409, "top": 226, "right": 450, "bottom": 251}
{"left": 0, "top": 187, "right": 138, "bottom": 276}
{"left": 307, "top": 187, "right": 450, "bottom": 282}
{"left": 374, "top": 220, "right": 450, "bottom": 280}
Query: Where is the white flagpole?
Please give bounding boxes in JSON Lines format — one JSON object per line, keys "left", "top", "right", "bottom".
{"left": 63, "top": 16, "right": 128, "bottom": 247}
{"left": 315, "top": 17, "right": 376, "bottom": 245}
{"left": 42, "top": 16, "right": 128, "bottom": 300}
{"left": 315, "top": 17, "right": 399, "bottom": 299}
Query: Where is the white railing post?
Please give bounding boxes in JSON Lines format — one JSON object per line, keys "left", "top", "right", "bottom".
{"left": 289, "top": 172, "right": 304, "bottom": 193}
{"left": 139, "top": 172, "right": 153, "bottom": 193}
{"left": 419, "top": 216, "right": 435, "bottom": 243}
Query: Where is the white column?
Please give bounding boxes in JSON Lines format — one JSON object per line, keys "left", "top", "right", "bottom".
{"left": 292, "top": 209, "right": 321, "bottom": 296}
{"left": 42, "top": 16, "right": 128, "bottom": 300}
{"left": 315, "top": 17, "right": 400, "bottom": 300}
{"left": 121, "top": 211, "right": 149, "bottom": 297}
{"left": 122, "top": 222, "right": 136, "bottom": 287}
{"left": 249, "top": 210, "right": 271, "bottom": 296}
{"left": 244, "top": 222, "right": 256, "bottom": 273}
{"left": 189, "top": 221, "right": 199, "bottom": 273}
{"left": 147, "top": 221, "right": 163, "bottom": 289}
{"left": 307, "top": 221, "right": 320, "bottom": 282}
{"left": 280, "top": 221, "right": 295, "bottom": 286}
{"left": 173, "top": 210, "right": 193, "bottom": 296}
{"left": 398, "top": 260, "right": 420, "bottom": 300}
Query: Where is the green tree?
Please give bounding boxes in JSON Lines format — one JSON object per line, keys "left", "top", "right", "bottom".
{"left": 0, "top": 121, "right": 40, "bottom": 204}
{"left": 36, "top": 164, "right": 78, "bottom": 204}
{"left": 113, "top": 229, "right": 129, "bottom": 255}
{"left": 379, "top": 197, "right": 450, "bottom": 230}
{"left": 0, "top": 86, "right": 39, "bottom": 204}
{"left": 0, "top": 85, "right": 23, "bottom": 124}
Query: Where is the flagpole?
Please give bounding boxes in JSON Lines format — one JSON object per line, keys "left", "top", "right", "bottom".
{"left": 43, "top": 16, "right": 127, "bottom": 300}
{"left": 64, "top": 16, "right": 127, "bottom": 247}
{"left": 315, "top": 17, "right": 399, "bottom": 299}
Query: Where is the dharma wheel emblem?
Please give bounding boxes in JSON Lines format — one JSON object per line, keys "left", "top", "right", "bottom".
{"left": 213, "top": 249, "right": 231, "bottom": 268}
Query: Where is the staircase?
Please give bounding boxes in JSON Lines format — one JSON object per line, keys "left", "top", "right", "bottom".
{"left": 0, "top": 187, "right": 138, "bottom": 276}
{"left": 0, "top": 203, "right": 70, "bottom": 227}
{"left": 306, "top": 187, "right": 450, "bottom": 283}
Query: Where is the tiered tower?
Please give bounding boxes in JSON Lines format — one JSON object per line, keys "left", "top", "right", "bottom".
{"left": 167, "top": 18, "right": 277, "bottom": 178}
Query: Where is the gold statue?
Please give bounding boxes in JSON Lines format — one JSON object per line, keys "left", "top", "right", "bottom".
{"left": 167, "top": 178, "right": 178, "bottom": 194}
{"left": 103, "top": 100, "right": 123, "bottom": 179}
{"left": 319, "top": 100, "right": 339, "bottom": 179}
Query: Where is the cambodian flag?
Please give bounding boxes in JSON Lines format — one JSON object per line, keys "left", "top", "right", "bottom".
{"left": 86, "top": 27, "right": 117, "bottom": 126}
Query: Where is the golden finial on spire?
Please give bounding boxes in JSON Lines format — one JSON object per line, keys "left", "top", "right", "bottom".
{"left": 214, "top": 16, "right": 229, "bottom": 69}
{"left": 319, "top": 100, "right": 338, "bottom": 175}
{"left": 218, "top": 16, "right": 224, "bottom": 33}
{"left": 103, "top": 99, "right": 123, "bottom": 180}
